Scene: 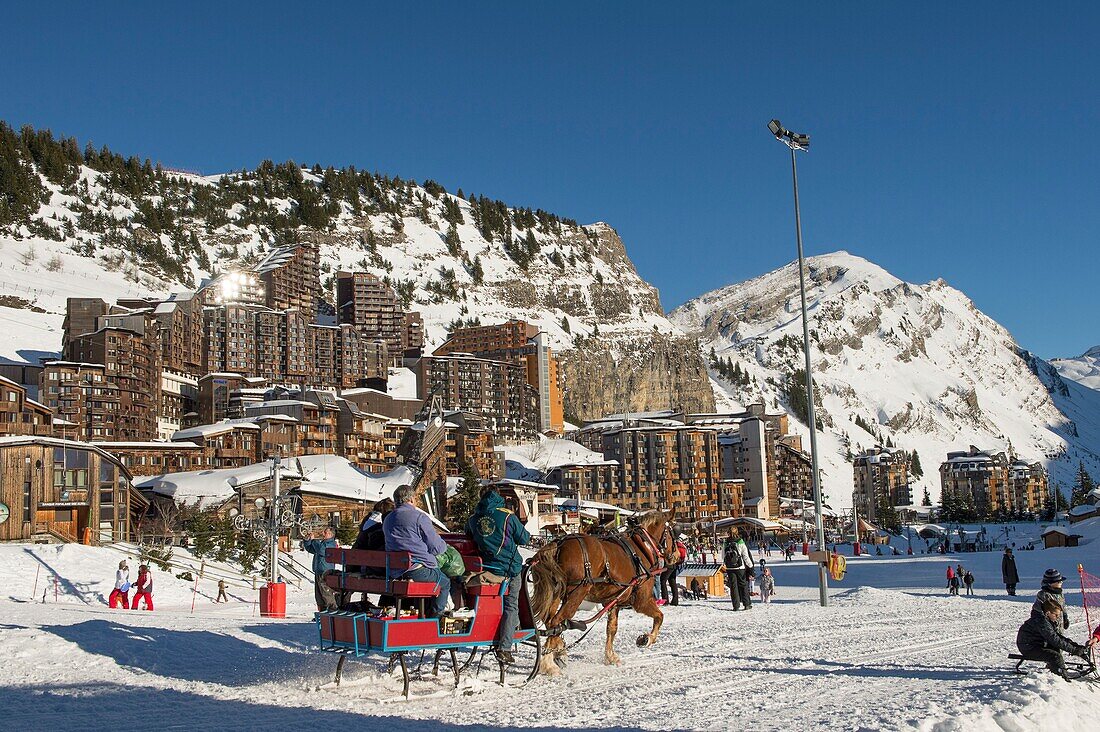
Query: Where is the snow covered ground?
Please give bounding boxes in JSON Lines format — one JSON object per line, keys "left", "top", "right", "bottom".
{"left": 1, "top": 530, "right": 1098, "bottom": 731}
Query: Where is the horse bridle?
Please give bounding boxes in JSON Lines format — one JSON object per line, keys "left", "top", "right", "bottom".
{"left": 630, "top": 520, "right": 676, "bottom": 574}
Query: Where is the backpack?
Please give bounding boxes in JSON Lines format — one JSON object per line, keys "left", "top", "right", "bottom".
{"left": 724, "top": 541, "right": 744, "bottom": 570}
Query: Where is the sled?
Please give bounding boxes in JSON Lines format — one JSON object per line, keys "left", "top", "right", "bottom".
{"left": 1008, "top": 653, "right": 1098, "bottom": 681}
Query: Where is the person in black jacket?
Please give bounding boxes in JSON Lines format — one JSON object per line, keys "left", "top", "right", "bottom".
{"left": 342, "top": 498, "right": 395, "bottom": 609}
{"left": 1016, "top": 600, "right": 1096, "bottom": 676}
{"left": 1001, "top": 547, "right": 1020, "bottom": 596}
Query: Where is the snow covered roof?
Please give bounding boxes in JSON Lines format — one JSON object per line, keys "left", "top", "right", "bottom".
{"left": 1068, "top": 504, "right": 1098, "bottom": 517}
{"left": 1041, "top": 525, "right": 1081, "bottom": 537}
{"left": 555, "top": 497, "right": 636, "bottom": 516}
{"left": 501, "top": 438, "right": 614, "bottom": 472}
{"left": 172, "top": 421, "right": 262, "bottom": 440}
{"left": 713, "top": 516, "right": 788, "bottom": 532}
{"left": 0, "top": 436, "right": 132, "bottom": 479}
{"left": 488, "top": 477, "right": 557, "bottom": 491}
{"left": 92, "top": 441, "right": 202, "bottom": 449}
{"left": 136, "top": 455, "right": 416, "bottom": 508}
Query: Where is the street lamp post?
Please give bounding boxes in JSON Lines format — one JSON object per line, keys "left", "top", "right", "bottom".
{"left": 769, "top": 119, "right": 829, "bottom": 607}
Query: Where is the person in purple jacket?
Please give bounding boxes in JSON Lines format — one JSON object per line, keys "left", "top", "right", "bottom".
{"left": 382, "top": 484, "right": 450, "bottom": 617}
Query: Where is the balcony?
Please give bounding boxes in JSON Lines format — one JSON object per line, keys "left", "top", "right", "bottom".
{"left": 40, "top": 486, "right": 90, "bottom": 507}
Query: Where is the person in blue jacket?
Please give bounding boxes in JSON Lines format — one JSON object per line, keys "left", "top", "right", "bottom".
{"left": 466, "top": 487, "right": 531, "bottom": 663}
{"left": 383, "top": 484, "right": 450, "bottom": 617}
{"left": 302, "top": 526, "right": 339, "bottom": 611}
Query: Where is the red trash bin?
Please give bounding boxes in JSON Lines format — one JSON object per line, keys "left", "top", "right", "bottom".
{"left": 260, "top": 582, "right": 286, "bottom": 618}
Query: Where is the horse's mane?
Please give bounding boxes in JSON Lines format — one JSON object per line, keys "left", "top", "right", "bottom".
{"left": 634, "top": 510, "right": 668, "bottom": 532}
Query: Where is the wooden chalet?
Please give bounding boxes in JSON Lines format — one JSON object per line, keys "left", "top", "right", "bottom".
{"left": 0, "top": 435, "right": 146, "bottom": 544}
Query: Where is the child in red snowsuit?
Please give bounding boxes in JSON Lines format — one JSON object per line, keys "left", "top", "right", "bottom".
{"left": 131, "top": 565, "right": 154, "bottom": 610}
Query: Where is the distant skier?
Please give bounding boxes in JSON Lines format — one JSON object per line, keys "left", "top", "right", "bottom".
{"left": 963, "top": 570, "right": 975, "bottom": 596}
{"left": 1033, "top": 569, "right": 1071, "bottom": 636}
{"left": 131, "top": 564, "right": 153, "bottom": 610}
{"left": 1002, "top": 548, "right": 1020, "bottom": 596}
{"left": 109, "top": 560, "right": 130, "bottom": 609}
{"left": 757, "top": 567, "right": 775, "bottom": 604}
{"left": 216, "top": 579, "right": 228, "bottom": 603}
{"left": 946, "top": 564, "right": 956, "bottom": 591}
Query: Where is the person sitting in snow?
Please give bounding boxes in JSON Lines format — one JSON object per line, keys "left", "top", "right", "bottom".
{"left": 1016, "top": 600, "right": 1095, "bottom": 678}
{"left": 1033, "top": 569, "right": 1071, "bottom": 636}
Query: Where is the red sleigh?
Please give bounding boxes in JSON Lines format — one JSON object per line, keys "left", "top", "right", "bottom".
{"left": 315, "top": 534, "right": 541, "bottom": 696}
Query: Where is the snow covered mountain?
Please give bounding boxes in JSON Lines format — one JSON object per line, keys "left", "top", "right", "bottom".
{"left": 670, "top": 251, "right": 1100, "bottom": 506}
{"left": 0, "top": 123, "right": 713, "bottom": 420}
{"left": 1051, "top": 346, "right": 1100, "bottom": 393}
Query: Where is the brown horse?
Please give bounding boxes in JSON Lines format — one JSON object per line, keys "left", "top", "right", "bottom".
{"left": 529, "top": 510, "right": 680, "bottom": 675}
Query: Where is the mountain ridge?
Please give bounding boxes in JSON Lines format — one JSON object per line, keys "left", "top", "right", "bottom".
{"left": 671, "top": 250, "right": 1100, "bottom": 505}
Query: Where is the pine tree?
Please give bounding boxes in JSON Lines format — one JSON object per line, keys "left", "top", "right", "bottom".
{"left": 1070, "top": 461, "right": 1095, "bottom": 507}
{"left": 561, "top": 316, "right": 570, "bottom": 333}
{"left": 939, "top": 486, "right": 958, "bottom": 521}
{"left": 444, "top": 222, "right": 461, "bottom": 256}
{"left": 921, "top": 487, "right": 932, "bottom": 506}
{"left": 876, "top": 494, "right": 901, "bottom": 533}
{"left": 910, "top": 450, "right": 924, "bottom": 478}
{"left": 446, "top": 460, "right": 483, "bottom": 528}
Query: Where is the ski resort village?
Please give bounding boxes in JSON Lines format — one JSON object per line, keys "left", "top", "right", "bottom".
{"left": 3, "top": 7, "right": 1100, "bottom": 730}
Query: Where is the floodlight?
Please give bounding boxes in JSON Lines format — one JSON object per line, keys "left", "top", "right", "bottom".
{"left": 768, "top": 119, "right": 784, "bottom": 138}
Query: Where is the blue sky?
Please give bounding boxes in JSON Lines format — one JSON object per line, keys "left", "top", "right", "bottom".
{"left": 3, "top": 2, "right": 1097, "bottom": 358}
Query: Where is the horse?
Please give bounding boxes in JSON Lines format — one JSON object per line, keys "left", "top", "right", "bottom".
{"left": 528, "top": 510, "right": 680, "bottom": 675}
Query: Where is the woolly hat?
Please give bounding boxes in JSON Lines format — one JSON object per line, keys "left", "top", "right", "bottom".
{"left": 1042, "top": 568, "right": 1066, "bottom": 584}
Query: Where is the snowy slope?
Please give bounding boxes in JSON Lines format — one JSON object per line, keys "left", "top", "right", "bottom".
{"left": 2, "top": 537, "right": 1098, "bottom": 731}
{"left": 1052, "top": 346, "right": 1100, "bottom": 393}
{"left": 0, "top": 170, "right": 658, "bottom": 356}
{"left": 670, "top": 252, "right": 1100, "bottom": 505}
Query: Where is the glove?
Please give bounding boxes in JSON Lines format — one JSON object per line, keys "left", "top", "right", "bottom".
{"left": 1064, "top": 616, "right": 1071, "bottom": 630}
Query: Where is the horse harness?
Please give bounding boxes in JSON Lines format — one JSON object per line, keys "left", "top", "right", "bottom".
{"left": 560, "top": 522, "right": 674, "bottom": 594}
{"left": 534, "top": 522, "right": 674, "bottom": 640}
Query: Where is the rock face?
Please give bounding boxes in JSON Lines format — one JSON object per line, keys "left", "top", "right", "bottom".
{"left": 559, "top": 332, "right": 714, "bottom": 421}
